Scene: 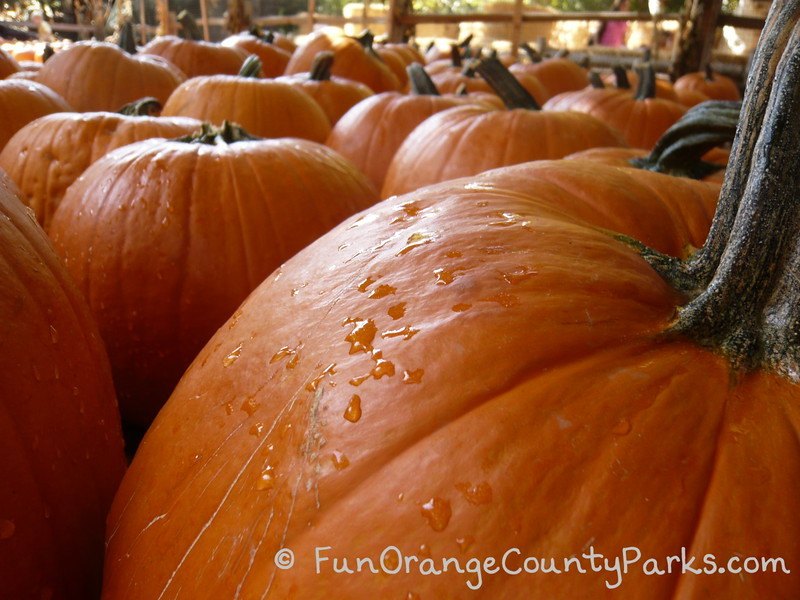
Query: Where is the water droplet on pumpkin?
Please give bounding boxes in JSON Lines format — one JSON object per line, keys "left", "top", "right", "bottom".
{"left": 612, "top": 418, "right": 632, "bottom": 436}
{"left": 241, "top": 397, "right": 259, "bottom": 416}
{"left": 49, "top": 325, "right": 58, "bottom": 344}
{"left": 388, "top": 302, "right": 406, "bottom": 320}
{"left": 382, "top": 326, "right": 419, "bottom": 341}
{"left": 344, "top": 318, "right": 377, "bottom": 354}
{"left": 249, "top": 422, "right": 265, "bottom": 437}
{"left": 0, "top": 519, "right": 15, "bottom": 540}
{"left": 357, "top": 276, "right": 376, "bottom": 292}
{"left": 228, "top": 309, "right": 243, "bottom": 329}
{"left": 338, "top": 243, "right": 350, "bottom": 252}
{"left": 502, "top": 267, "right": 538, "bottom": 285}
{"left": 406, "top": 592, "right": 421, "bottom": 600}
{"left": 397, "top": 231, "right": 435, "bottom": 256}
{"left": 456, "top": 482, "right": 493, "bottom": 505}
{"left": 224, "top": 402, "right": 234, "bottom": 415}
{"left": 397, "top": 492, "right": 405, "bottom": 502}
{"left": 331, "top": 450, "right": 350, "bottom": 470}
{"left": 349, "top": 374, "right": 371, "bottom": 387}
{"left": 306, "top": 364, "right": 336, "bottom": 392}
{"left": 369, "top": 284, "right": 397, "bottom": 299}
{"left": 344, "top": 395, "right": 362, "bottom": 422}
{"left": 456, "top": 535, "right": 475, "bottom": 554}
{"left": 480, "top": 292, "right": 519, "bottom": 308}
{"left": 372, "top": 358, "right": 395, "bottom": 379}
{"left": 452, "top": 303, "right": 472, "bottom": 312}
{"left": 223, "top": 344, "right": 243, "bottom": 367}
{"left": 391, "top": 201, "right": 423, "bottom": 224}
{"left": 445, "top": 250, "right": 462, "bottom": 258}
{"left": 433, "top": 268, "right": 457, "bottom": 285}
{"left": 418, "top": 543, "right": 432, "bottom": 558}
{"left": 256, "top": 466, "right": 275, "bottom": 491}
{"left": 420, "top": 497, "right": 452, "bottom": 532}
{"left": 403, "top": 369, "right": 424, "bottom": 384}
{"left": 481, "top": 246, "right": 506, "bottom": 255}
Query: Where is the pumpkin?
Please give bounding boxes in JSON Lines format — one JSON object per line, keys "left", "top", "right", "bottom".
{"left": 101, "top": 7, "right": 800, "bottom": 596}
{"left": 601, "top": 65, "right": 679, "bottom": 101}
{"left": 162, "top": 55, "right": 331, "bottom": 142}
{"left": 376, "top": 42, "right": 424, "bottom": 67}
{"left": 509, "top": 43, "right": 589, "bottom": 100}
{"left": 675, "top": 65, "right": 741, "bottom": 101}
{"left": 49, "top": 123, "right": 378, "bottom": 427}
{"left": 247, "top": 26, "right": 297, "bottom": 55}
{"left": 275, "top": 52, "right": 373, "bottom": 126}
{"left": 424, "top": 44, "right": 464, "bottom": 77}
{"left": 285, "top": 29, "right": 400, "bottom": 93}
{"left": 0, "top": 99, "right": 201, "bottom": 229}
{"left": 430, "top": 60, "right": 495, "bottom": 95}
{"left": 374, "top": 46, "right": 410, "bottom": 91}
{"left": 0, "top": 46, "right": 21, "bottom": 79}
{"left": 143, "top": 11, "right": 247, "bottom": 78}
{"left": 35, "top": 23, "right": 185, "bottom": 112}
{"left": 0, "top": 79, "right": 71, "bottom": 151}
{"left": 326, "top": 64, "right": 473, "bottom": 191}
{"left": 544, "top": 64, "right": 687, "bottom": 150}
{"left": 0, "top": 171, "right": 126, "bottom": 599}
{"left": 221, "top": 31, "right": 292, "bottom": 78}
{"left": 382, "top": 57, "right": 626, "bottom": 197}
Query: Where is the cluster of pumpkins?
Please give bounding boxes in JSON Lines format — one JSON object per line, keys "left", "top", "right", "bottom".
{"left": 1, "top": 4, "right": 798, "bottom": 597}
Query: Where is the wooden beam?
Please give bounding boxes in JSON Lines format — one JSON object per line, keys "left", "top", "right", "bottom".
{"left": 397, "top": 11, "right": 683, "bottom": 25}
{"left": 510, "top": 0, "right": 523, "bottom": 56}
{"left": 139, "top": 0, "right": 147, "bottom": 44}
{"left": 673, "top": 0, "right": 724, "bottom": 76}
{"left": 386, "top": 0, "right": 407, "bottom": 42}
{"left": 198, "top": 0, "right": 210, "bottom": 40}
{"left": 307, "top": 0, "right": 316, "bottom": 33}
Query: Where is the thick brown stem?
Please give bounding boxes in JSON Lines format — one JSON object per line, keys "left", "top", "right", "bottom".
{"left": 408, "top": 64, "right": 440, "bottom": 95}
{"left": 238, "top": 55, "right": 261, "bottom": 78}
{"left": 634, "top": 64, "right": 657, "bottom": 100}
{"left": 476, "top": 57, "right": 540, "bottom": 110}
{"left": 118, "top": 97, "right": 163, "bottom": 117}
{"left": 309, "top": 51, "right": 334, "bottom": 81}
{"left": 589, "top": 71, "right": 605, "bottom": 89}
{"left": 119, "top": 20, "right": 136, "bottom": 54}
{"left": 520, "top": 42, "right": 542, "bottom": 64}
{"left": 449, "top": 44, "right": 462, "bottom": 68}
{"left": 177, "top": 122, "right": 261, "bottom": 145}
{"left": 613, "top": 65, "right": 630, "bottom": 89}
{"left": 177, "top": 10, "right": 203, "bottom": 41}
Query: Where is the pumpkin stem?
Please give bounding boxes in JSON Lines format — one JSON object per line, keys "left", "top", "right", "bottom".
{"left": 42, "top": 44, "right": 54, "bottom": 62}
{"left": 704, "top": 63, "right": 714, "bottom": 81}
{"left": 476, "top": 56, "right": 540, "bottom": 110}
{"left": 119, "top": 20, "right": 137, "bottom": 54}
{"left": 461, "top": 60, "right": 478, "bottom": 78}
{"left": 238, "top": 55, "right": 262, "bottom": 78}
{"left": 177, "top": 122, "right": 261, "bottom": 145}
{"left": 309, "top": 51, "right": 334, "bottom": 81}
{"left": 455, "top": 82, "right": 468, "bottom": 96}
{"left": 458, "top": 33, "right": 473, "bottom": 49}
{"left": 449, "top": 43, "right": 462, "bottom": 68}
{"left": 589, "top": 71, "right": 605, "bottom": 89}
{"left": 634, "top": 63, "right": 657, "bottom": 100}
{"left": 613, "top": 65, "right": 630, "bottom": 89}
{"left": 177, "top": 10, "right": 203, "bottom": 41}
{"left": 633, "top": 2, "right": 800, "bottom": 377}
{"left": 408, "top": 63, "right": 440, "bottom": 95}
{"left": 520, "top": 42, "right": 542, "bottom": 64}
{"left": 118, "top": 97, "right": 163, "bottom": 117}
{"left": 630, "top": 100, "right": 740, "bottom": 179}
{"left": 554, "top": 48, "right": 569, "bottom": 59}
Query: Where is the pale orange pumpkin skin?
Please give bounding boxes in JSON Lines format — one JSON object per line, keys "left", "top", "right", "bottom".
{"left": 49, "top": 135, "right": 379, "bottom": 426}
{"left": 509, "top": 57, "right": 588, "bottom": 100}
{"left": 0, "top": 111, "right": 201, "bottom": 229}
{"left": 674, "top": 70, "right": 741, "bottom": 101}
{"left": 0, "top": 79, "right": 71, "bottom": 151}
{"left": 143, "top": 36, "right": 247, "bottom": 78}
{"left": 221, "top": 33, "right": 292, "bottom": 77}
{"left": 36, "top": 42, "right": 186, "bottom": 111}
{"left": 275, "top": 71, "right": 373, "bottom": 126}
{"left": 100, "top": 161, "right": 786, "bottom": 600}
{"left": 0, "top": 171, "right": 126, "bottom": 599}
{"left": 0, "top": 47, "right": 21, "bottom": 79}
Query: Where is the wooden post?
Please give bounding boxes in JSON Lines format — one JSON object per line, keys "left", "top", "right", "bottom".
{"left": 139, "top": 0, "right": 147, "bottom": 44}
{"left": 362, "top": 1, "right": 369, "bottom": 32}
{"left": 673, "top": 0, "right": 724, "bottom": 77}
{"left": 307, "top": 0, "right": 316, "bottom": 34}
{"left": 387, "top": 0, "right": 409, "bottom": 42}
{"left": 510, "top": 0, "right": 523, "bottom": 56}
{"left": 199, "top": 0, "right": 211, "bottom": 40}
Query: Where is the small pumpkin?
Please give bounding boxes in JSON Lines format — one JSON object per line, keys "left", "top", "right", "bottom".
{"left": 675, "top": 64, "right": 741, "bottom": 101}
{"left": 0, "top": 99, "right": 201, "bottom": 229}
{"left": 509, "top": 43, "right": 589, "bottom": 100}
{"left": 0, "top": 170, "right": 126, "bottom": 599}
{"left": 0, "top": 79, "right": 71, "bottom": 151}
{"left": 162, "top": 55, "right": 331, "bottom": 142}
{"left": 49, "top": 123, "right": 379, "bottom": 426}
{"left": 36, "top": 22, "right": 185, "bottom": 111}
{"left": 221, "top": 30, "right": 292, "bottom": 77}
{"left": 143, "top": 11, "right": 247, "bottom": 78}
{"left": 0, "top": 46, "right": 21, "bottom": 79}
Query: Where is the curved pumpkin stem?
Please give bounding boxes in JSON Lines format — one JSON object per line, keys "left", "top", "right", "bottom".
{"left": 118, "top": 97, "right": 163, "bottom": 117}
{"left": 476, "top": 56, "right": 540, "bottom": 110}
{"left": 119, "top": 20, "right": 137, "bottom": 54}
{"left": 309, "top": 51, "right": 334, "bottom": 81}
{"left": 177, "top": 10, "right": 203, "bottom": 41}
{"left": 238, "top": 55, "right": 262, "bottom": 78}
{"left": 589, "top": 71, "right": 605, "bottom": 89}
{"left": 634, "top": 64, "right": 657, "bottom": 100}
{"left": 520, "top": 42, "right": 543, "bottom": 64}
{"left": 632, "top": 2, "right": 800, "bottom": 376}
{"left": 613, "top": 65, "right": 631, "bottom": 89}
{"left": 630, "top": 100, "right": 740, "bottom": 179}
{"left": 178, "top": 122, "right": 261, "bottom": 145}
{"left": 408, "top": 63, "right": 440, "bottom": 95}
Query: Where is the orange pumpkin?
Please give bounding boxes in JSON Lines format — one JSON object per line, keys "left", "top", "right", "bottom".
{"left": 0, "top": 101, "right": 201, "bottom": 229}
{"left": 0, "top": 46, "right": 21, "bottom": 79}
{"left": 49, "top": 124, "right": 379, "bottom": 426}
{"left": 675, "top": 65, "right": 741, "bottom": 101}
{"left": 221, "top": 31, "right": 292, "bottom": 77}
{"left": 36, "top": 23, "right": 185, "bottom": 111}
{"left": 601, "top": 65, "right": 679, "bottom": 101}
{"left": 285, "top": 29, "right": 400, "bottom": 93}
{"left": 275, "top": 51, "right": 373, "bottom": 126}
{"left": 0, "top": 79, "right": 71, "bottom": 150}
{"left": 509, "top": 43, "right": 589, "bottom": 100}
{"left": 377, "top": 41, "right": 424, "bottom": 66}
{"left": 162, "top": 55, "right": 331, "bottom": 142}
{"left": 101, "top": 7, "right": 800, "bottom": 597}
{"left": 143, "top": 11, "right": 247, "bottom": 78}
{"left": 382, "top": 57, "right": 626, "bottom": 197}
{"left": 0, "top": 171, "right": 126, "bottom": 599}
{"left": 247, "top": 26, "right": 297, "bottom": 54}
{"left": 544, "top": 64, "right": 687, "bottom": 150}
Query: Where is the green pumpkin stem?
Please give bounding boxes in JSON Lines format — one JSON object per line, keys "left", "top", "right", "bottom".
{"left": 119, "top": 20, "right": 137, "bottom": 54}
{"left": 476, "top": 56, "right": 540, "bottom": 110}
{"left": 634, "top": 64, "right": 657, "bottom": 100}
{"left": 309, "top": 51, "right": 334, "bottom": 81}
{"left": 118, "top": 97, "right": 163, "bottom": 117}
{"left": 589, "top": 71, "right": 605, "bottom": 89}
{"left": 625, "top": 1, "right": 800, "bottom": 377}
{"left": 408, "top": 63, "right": 440, "bottom": 96}
{"left": 177, "top": 10, "right": 203, "bottom": 41}
{"left": 613, "top": 65, "right": 631, "bottom": 89}
{"left": 178, "top": 122, "right": 261, "bottom": 145}
{"left": 238, "top": 55, "right": 262, "bottom": 78}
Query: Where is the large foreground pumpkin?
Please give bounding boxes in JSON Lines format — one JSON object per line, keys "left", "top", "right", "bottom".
{"left": 50, "top": 124, "right": 378, "bottom": 427}
{"left": 101, "top": 4, "right": 800, "bottom": 597}
{"left": 0, "top": 172, "right": 126, "bottom": 598}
